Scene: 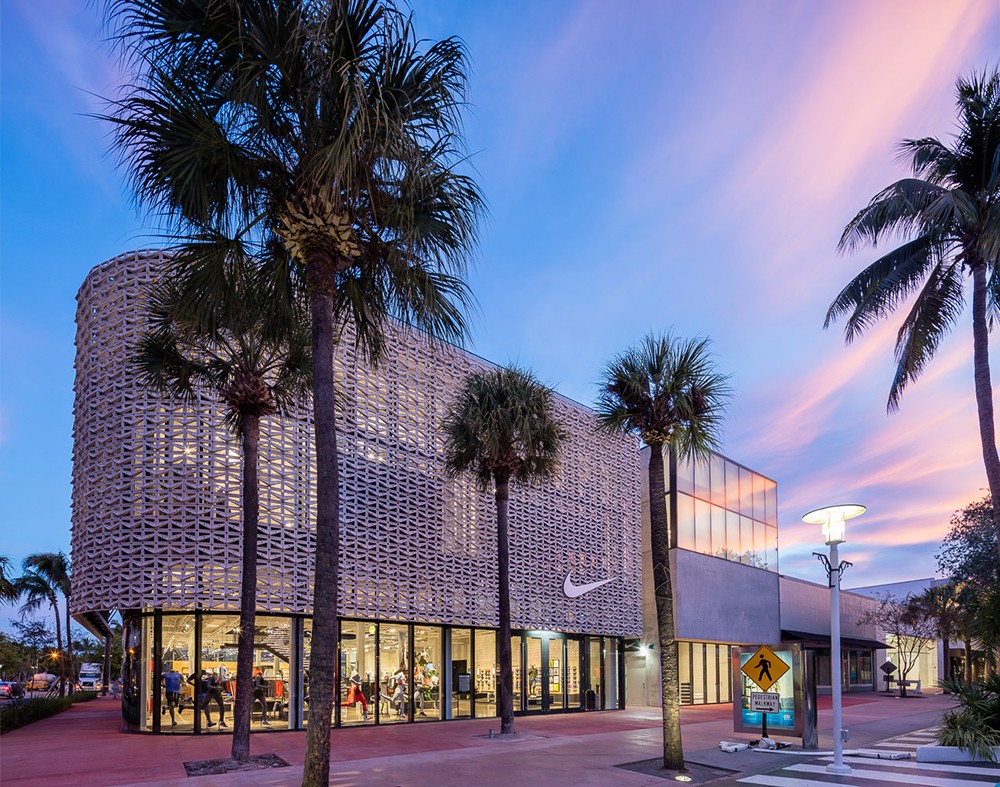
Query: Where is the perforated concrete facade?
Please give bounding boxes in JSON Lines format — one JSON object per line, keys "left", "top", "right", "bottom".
{"left": 71, "top": 250, "right": 643, "bottom": 637}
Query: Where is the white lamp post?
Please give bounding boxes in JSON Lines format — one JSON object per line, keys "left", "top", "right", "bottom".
{"left": 802, "top": 503, "right": 865, "bottom": 776}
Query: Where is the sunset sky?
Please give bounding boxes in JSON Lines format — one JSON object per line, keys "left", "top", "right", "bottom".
{"left": 1, "top": 0, "right": 998, "bottom": 632}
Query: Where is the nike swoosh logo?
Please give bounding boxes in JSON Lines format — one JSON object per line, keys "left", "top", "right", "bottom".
{"left": 563, "top": 574, "right": 613, "bottom": 598}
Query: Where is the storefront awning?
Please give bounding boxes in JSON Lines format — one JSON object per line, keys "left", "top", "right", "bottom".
{"left": 76, "top": 610, "right": 114, "bottom": 640}
{"left": 781, "top": 629, "right": 886, "bottom": 650}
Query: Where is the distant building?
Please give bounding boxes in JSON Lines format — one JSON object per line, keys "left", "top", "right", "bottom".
{"left": 626, "top": 448, "right": 883, "bottom": 707}
{"left": 851, "top": 578, "right": 961, "bottom": 691}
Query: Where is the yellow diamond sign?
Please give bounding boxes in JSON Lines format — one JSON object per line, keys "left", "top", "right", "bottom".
{"left": 741, "top": 645, "right": 790, "bottom": 693}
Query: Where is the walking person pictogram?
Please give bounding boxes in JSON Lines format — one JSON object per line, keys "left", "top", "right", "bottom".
{"left": 754, "top": 654, "right": 772, "bottom": 683}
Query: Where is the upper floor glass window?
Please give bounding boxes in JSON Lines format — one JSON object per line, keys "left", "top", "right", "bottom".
{"left": 673, "top": 450, "right": 778, "bottom": 571}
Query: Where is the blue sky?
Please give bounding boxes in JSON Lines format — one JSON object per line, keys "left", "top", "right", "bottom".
{"left": 1, "top": 0, "right": 998, "bottom": 633}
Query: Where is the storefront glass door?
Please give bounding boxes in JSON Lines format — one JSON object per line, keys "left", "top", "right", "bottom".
{"left": 525, "top": 634, "right": 544, "bottom": 711}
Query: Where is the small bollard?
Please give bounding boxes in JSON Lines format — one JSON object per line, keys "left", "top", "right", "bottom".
{"left": 489, "top": 728, "right": 494, "bottom": 738}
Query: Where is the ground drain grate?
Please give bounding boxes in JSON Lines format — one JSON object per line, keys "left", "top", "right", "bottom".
{"left": 183, "top": 753, "right": 290, "bottom": 777}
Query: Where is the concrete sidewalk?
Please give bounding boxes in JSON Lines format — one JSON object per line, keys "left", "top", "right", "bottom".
{"left": 0, "top": 693, "right": 959, "bottom": 786}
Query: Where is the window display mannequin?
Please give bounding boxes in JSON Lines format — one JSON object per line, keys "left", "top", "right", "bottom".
{"left": 161, "top": 667, "right": 185, "bottom": 727}
{"left": 252, "top": 667, "right": 270, "bottom": 726}
{"left": 204, "top": 670, "right": 227, "bottom": 728}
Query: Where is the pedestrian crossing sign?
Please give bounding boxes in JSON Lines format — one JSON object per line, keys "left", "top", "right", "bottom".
{"left": 740, "top": 644, "right": 789, "bottom": 692}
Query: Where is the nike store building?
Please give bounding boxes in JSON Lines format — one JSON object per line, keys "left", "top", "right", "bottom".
{"left": 70, "top": 251, "right": 644, "bottom": 734}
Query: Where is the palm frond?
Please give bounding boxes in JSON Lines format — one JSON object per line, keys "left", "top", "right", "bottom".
{"left": 442, "top": 365, "right": 566, "bottom": 488}
{"left": 838, "top": 179, "right": 949, "bottom": 252}
{"left": 888, "top": 260, "right": 966, "bottom": 411}
{"left": 595, "top": 332, "right": 731, "bottom": 458}
{"left": 825, "top": 234, "right": 937, "bottom": 340}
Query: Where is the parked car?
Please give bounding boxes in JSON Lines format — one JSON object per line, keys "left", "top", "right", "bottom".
{"left": 26, "top": 673, "right": 56, "bottom": 691}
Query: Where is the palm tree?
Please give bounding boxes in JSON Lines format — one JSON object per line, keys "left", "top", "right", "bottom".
{"left": 595, "top": 333, "right": 731, "bottom": 771}
{"left": 23, "top": 553, "right": 72, "bottom": 692}
{"left": 135, "top": 260, "right": 310, "bottom": 760}
{"left": 442, "top": 366, "right": 565, "bottom": 735}
{"left": 16, "top": 568, "right": 65, "bottom": 692}
{"left": 102, "top": 4, "right": 482, "bottom": 780}
{"left": 0, "top": 556, "right": 19, "bottom": 603}
{"left": 827, "top": 67, "right": 1000, "bottom": 560}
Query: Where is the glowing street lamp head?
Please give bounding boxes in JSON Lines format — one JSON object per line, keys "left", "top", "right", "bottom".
{"left": 802, "top": 504, "right": 865, "bottom": 545}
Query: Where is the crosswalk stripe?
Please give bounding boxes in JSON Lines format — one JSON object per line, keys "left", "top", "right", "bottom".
{"left": 826, "top": 756, "right": 1000, "bottom": 777}
{"left": 788, "top": 762, "right": 993, "bottom": 787}
{"left": 739, "top": 776, "right": 833, "bottom": 787}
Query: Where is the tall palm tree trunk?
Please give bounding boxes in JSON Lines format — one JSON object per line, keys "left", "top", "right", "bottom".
{"left": 495, "top": 475, "right": 515, "bottom": 735}
{"left": 303, "top": 258, "right": 341, "bottom": 787}
{"left": 970, "top": 263, "right": 1000, "bottom": 562}
{"left": 232, "top": 413, "right": 261, "bottom": 761}
{"left": 51, "top": 596, "right": 65, "bottom": 696}
{"left": 964, "top": 638, "right": 973, "bottom": 683}
{"left": 65, "top": 592, "right": 74, "bottom": 694}
{"left": 648, "top": 445, "right": 683, "bottom": 770}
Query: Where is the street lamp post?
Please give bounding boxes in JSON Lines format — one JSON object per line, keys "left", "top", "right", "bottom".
{"left": 802, "top": 504, "right": 865, "bottom": 776}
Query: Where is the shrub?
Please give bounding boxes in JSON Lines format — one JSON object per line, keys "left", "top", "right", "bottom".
{"left": 939, "top": 676, "right": 1000, "bottom": 762}
{"left": 0, "top": 695, "right": 77, "bottom": 735}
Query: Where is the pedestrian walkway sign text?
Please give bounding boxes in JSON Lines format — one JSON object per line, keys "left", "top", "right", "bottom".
{"left": 740, "top": 644, "right": 789, "bottom": 692}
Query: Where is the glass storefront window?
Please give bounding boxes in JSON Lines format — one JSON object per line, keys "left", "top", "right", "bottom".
{"left": 566, "top": 637, "right": 582, "bottom": 710}
{"left": 253, "top": 615, "right": 292, "bottom": 730}
{"left": 474, "top": 629, "right": 496, "bottom": 719}
{"left": 549, "top": 637, "right": 565, "bottom": 711}
{"left": 121, "top": 615, "right": 146, "bottom": 731}
{"left": 587, "top": 638, "right": 602, "bottom": 710}
{"left": 511, "top": 635, "right": 523, "bottom": 711}
{"left": 118, "top": 617, "right": 616, "bottom": 733}
{"left": 413, "top": 626, "right": 442, "bottom": 721}
{"left": 302, "top": 618, "right": 313, "bottom": 728}
{"left": 603, "top": 638, "right": 619, "bottom": 709}
{"left": 451, "top": 629, "right": 472, "bottom": 719}
{"left": 199, "top": 614, "right": 237, "bottom": 732}
{"left": 527, "top": 635, "right": 545, "bottom": 711}
{"left": 678, "top": 642, "right": 734, "bottom": 706}
{"left": 339, "top": 621, "right": 375, "bottom": 726}
{"left": 160, "top": 615, "right": 196, "bottom": 733}
{"left": 379, "top": 623, "right": 409, "bottom": 723}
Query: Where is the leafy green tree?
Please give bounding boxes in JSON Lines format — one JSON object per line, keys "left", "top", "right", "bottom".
{"left": 11, "top": 619, "right": 54, "bottom": 677}
{"left": 966, "top": 586, "right": 1000, "bottom": 676}
{"left": 442, "top": 366, "right": 565, "bottom": 735}
{"left": 23, "top": 553, "right": 72, "bottom": 694}
{"left": 103, "top": 3, "right": 482, "bottom": 779}
{"left": 827, "top": 68, "right": 1000, "bottom": 560}
{"left": 136, "top": 262, "right": 310, "bottom": 759}
{"left": 937, "top": 496, "right": 998, "bottom": 592}
{"left": 595, "top": 333, "right": 730, "bottom": 771}
{"left": 859, "top": 595, "right": 939, "bottom": 697}
{"left": 937, "top": 496, "right": 999, "bottom": 681}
